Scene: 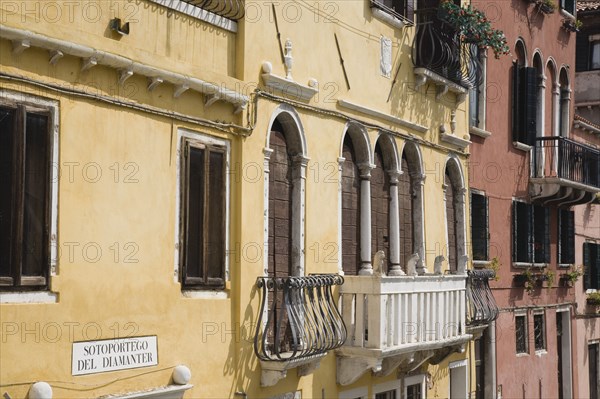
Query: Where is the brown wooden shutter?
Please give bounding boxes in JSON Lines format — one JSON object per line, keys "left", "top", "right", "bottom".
{"left": 371, "top": 145, "right": 390, "bottom": 272}
{"left": 206, "top": 148, "right": 225, "bottom": 286}
{"left": 513, "top": 201, "right": 531, "bottom": 263}
{"left": 183, "top": 144, "right": 205, "bottom": 286}
{"left": 559, "top": 209, "right": 575, "bottom": 264}
{"left": 399, "top": 155, "right": 413, "bottom": 272}
{"left": 341, "top": 137, "right": 361, "bottom": 275}
{"left": 0, "top": 107, "right": 16, "bottom": 284}
{"left": 445, "top": 172, "right": 457, "bottom": 271}
{"left": 576, "top": 33, "right": 591, "bottom": 72}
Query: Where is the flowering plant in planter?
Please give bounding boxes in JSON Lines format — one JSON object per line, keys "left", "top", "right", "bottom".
{"left": 562, "top": 19, "right": 583, "bottom": 32}
{"left": 439, "top": 0, "right": 510, "bottom": 59}
{"left": 537, "top": 0, "right": 557, "bottom": 14}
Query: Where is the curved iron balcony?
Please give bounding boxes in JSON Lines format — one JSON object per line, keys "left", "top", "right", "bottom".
{"left": 466, "top": 270, "right": 499, "bottom": 326}
{"left": 180, "top": 0, "right": 245, "bottom": 20}
{"left": 254, "top": 274, "right": 347, "bottom": 362}
{"left": 412, "top": 7, "right": 481, "bottom": 88}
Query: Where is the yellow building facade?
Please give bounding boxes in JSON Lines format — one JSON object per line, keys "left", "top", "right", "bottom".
{"left": 0, "top": 1, "right": 497, "bottom": 398}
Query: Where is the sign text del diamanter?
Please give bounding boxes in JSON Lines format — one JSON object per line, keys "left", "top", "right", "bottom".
{"left": 72, "top": 336, "right": 158, "bottom": 375}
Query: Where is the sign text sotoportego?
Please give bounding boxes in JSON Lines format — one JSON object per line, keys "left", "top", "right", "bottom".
{"left": 72, "top": 336, "right": 158, "bottom": 375}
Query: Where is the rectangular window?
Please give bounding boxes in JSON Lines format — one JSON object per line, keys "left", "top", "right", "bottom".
{"left": 513, "top": 201, "right": 549, "bottom": 264}
{"left": 1, "top": 101, "right": 54, "bottom": 290}
{"left": 373, "top": 0, "right": 415, "bottom": 22}
{"left": 375, "top": 391, "right": 396, "bottom": 399}
{"left": 180, "top": 139, "right": 227, "bottom": 289}
{"left": 558, "top": 209, "right": 575, "bottom": 265}
{"left": 590, "top": 343, "right": 599, "bottom": 399}
{"left": 534, "top": 312, "right": 546, "bottom": 351}
{"left": 584, "top": 243, "right": 600, "bottom": 290}
{"left": 560, "top": 0, "right": 575, "bottom": 15}
{"left": 471, "top": 192, "right": 488, "bottom": 261}
{"left": 512, "top": 65, "right": 538, "bottom": 146}
{"left": 515, "top": 314, "right": 528, "bottom": 354}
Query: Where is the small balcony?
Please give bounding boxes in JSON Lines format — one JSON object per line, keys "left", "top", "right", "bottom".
{"left": 466, "top": 270, "right": 499, "bottom": 333}
{"left": 412, "top": 8, "right": 481, "bottom": 103}
{"left": 254, "top": 274, "right": 347, "bottom": 386}
{"left": 336, "top": 274, "right": 471, "bottom": 385}
{"left": 531, "top": 136, "right": 600, "bottom": 206}
{"left": 179, "top": 0, "right": 245, "bottom": 20}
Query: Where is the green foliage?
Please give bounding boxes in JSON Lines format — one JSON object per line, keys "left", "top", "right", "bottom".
{"left": 587, "top": 292, "right": 600, "bottom": 306}
{"left": 439, "top": 0, "right": 510, "bottom": 59}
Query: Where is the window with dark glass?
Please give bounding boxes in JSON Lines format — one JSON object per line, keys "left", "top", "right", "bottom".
{"left": 512, "top": 64, "right": 537, "bottom": 145}
{"left": 584, "top": 243, "right": 600, "bottom": 290}
{"left": 375, "top": 390, "right": 397, "bottom": 399}
{"left": 373, "top": 0, "right": 415, "bottom": 22}
{"left": 513, "top": 202, "right": 549, "bottom": 264}
{"left": 181, "top": 141, "right": 226, "bottom": 289}
{"left": 406, "top": 383, "right": 422, "bottom": 399}
{"left": 515, "top": 314, "right": 528, "bottom": 354}
{"left": 471, "top": 192, "right": 488, "bottom": 261}
{"left": 534, "top": 313, "right": 546, "bottom": 351}
{"left": 558, "top": 209, "right": 575, "bottom": 265}
{"left": 0, "top": 104, "right": 51, "bottom": 290}
{"left": 560, "top": 0, "right": 575, "bottom": 15}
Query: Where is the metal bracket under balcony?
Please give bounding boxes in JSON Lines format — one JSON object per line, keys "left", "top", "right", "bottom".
{"left": 466, "top": 270, "right": 499, "bottom": 332}
{"left": 254, "top": 275, "right": 347, "bottom": 387}
{"left": 531, "top": 136, "right": 600, "bottom": 206}
{"left": 336, "top": 274, "right": 471, "bottom": 386}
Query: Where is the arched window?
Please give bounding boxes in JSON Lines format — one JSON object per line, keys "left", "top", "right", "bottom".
{"left": 268, "top": 121, "right": 292, "bottom": 279}
{"left": 399, "top": 154, "right": 414, "bottom": 272}
{"left": 559, "top": 67, "right": 570, "bottom": 137}
{"left": 371, "top": 143, "right": 391, "bottom": 272}
{"left": 444, "top": 157, "right": 467, "bottom": 274}
{"left": 512, "top": 40, "right": 538, "bottom": 146}
{"left": 341, "top": 136, "right": 361, "bottom": 275}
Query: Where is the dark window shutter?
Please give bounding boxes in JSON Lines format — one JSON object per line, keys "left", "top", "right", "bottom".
{"left": 596, "top": 245, "right": 600, "bottom": 291}
{"left": 406, "top": 0, "right": 415, "bottom": 22}
{"left": 559, "top": 210, "right": 575, "bottom": 264}
{"left": 183, "top": 145, "right": 205, "bottom": 286}
{"left": 471, "top": 192, "right": 488, "bottom": 261}
{"left": 0, "top": 107, "right": 16, "bottom": 280}
{"left": 584, "top": 243, "right": 591, "bottom": 290}
{"left": 576, "top": 33, "right": 591, "bottom": 72}
{"left": 512, "top": 63, "right": 521, "bottom": 142}
{"left": 533, "top": 205, "right": 549, "bottom": 263}
{"left": 522, "top": 67, "right": 538, "bottom": 146}
{"left": 206, "top": 149, "right": 225, "bottom": 285}
{"left": 514, "top": 201, "right": 531, "bottom": 262}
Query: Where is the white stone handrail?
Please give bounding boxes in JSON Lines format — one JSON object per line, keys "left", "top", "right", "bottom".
{"left": 339, "top": 274, "right": 467, "bottom": 353}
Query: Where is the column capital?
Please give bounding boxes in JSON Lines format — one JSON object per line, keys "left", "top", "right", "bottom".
{"left": 387, "top": 169, "right": 401, "bottom": 184}
{"left": 358, "top": 163, "right": 374, "bottom": 179}
{"left": 292, "top": 154, "right": 310, "bottom": 168}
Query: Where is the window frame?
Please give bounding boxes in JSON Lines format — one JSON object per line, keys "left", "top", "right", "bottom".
{"left": 0, "top": 90, "right": 59, "bottom": 292}
{"left": 584, "top": 242, "right": 600, "bottom": 291}
{"left": 373, "top": 379, "right": 401, "bottom": 399}
{"left": 404, "top": 374, "right": 426, "bottom": 399}
{"left": 559, "top": 0, "right": 576, "bottom": 17}
{"left": 370, "top": 0, "right": 416, "bottom": 28}
{"left": 515, "top": 312, "right": 529, "bottom": 355}
{"left": 470, "top": 190, "right": 489, "bottom": 263}
{"left": 176, "top": 130, "right": 230, "bottom": 292}
{"left": 511, "top": 64, "right": 538, "bottom": 147}
{"left": 558, "top": 209, "right": 575, "bottom": 266}
{"left": 469, "top": 48, "right": 491, "bottom": 138}
{"left": 512, "top": 200, "right": 549, "bottom": 267}
{"left": 533, "top": 310, "right": 547, "bottom": 353}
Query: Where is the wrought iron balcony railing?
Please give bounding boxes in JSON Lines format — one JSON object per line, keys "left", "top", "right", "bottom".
{"left": 254, "top": 274, "right": 347, "bottom": 362}
{"left": 180, "top": 0, "right": 245, "bottom": 20}
{"left": 412, "top": 8, "right": 481, "bottom": 88}
{"left": 466, "top": 270, "right": 499, "bottom": 327}
{"left": 533, "top": 136, "right": 600, "bottom": 190}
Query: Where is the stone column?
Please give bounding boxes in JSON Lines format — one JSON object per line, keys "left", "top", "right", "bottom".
{"left": 387, "top": 170, "right": 402, "bottom": 276}
{"left": 358, "top": 163, "right": 373, "bottom": 275}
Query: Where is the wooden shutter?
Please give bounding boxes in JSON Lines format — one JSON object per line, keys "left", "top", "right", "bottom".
{"left": 399, "top": 156, "right": 413, "bottom": 272}
{"left": 0, "top": 107, "right": 16, "bottom": 284}
{"left": 576, "top": 33, "right": 591, "bottom": 72}
{"left": 585, "top": 242, "right": 592, "bottom": 290}
{"left": 446, "top": 172, "right": 458, "bottom": 271}
{"left": 522, "top": 67, "right": 538, "bottom": 146}
{"left": 533, "top": 205, "right": 550, "bottom": 264}
{"left": 471, "top": 192, "right": 488, "bottom": 261}
{"left": 512, "top": 63, "right": 522, "bottom": 142}
{"left": 371, "top": 145, "right": 390, "bottom": 272}
{"left": 513, "top": 202, "right": 531, "bottom": 263}
{"left": 206, "top": 149, "right": 225, "bottom": 286}
{"left": 559, "top": 210, "right": 575, "bottom": 264}
{"left": 341, "top": 137, "right": 361, "bottom": 275}
{"left": 596, "top": 245, "right": 600, "bottom": 292}
{"left": 183, "top": 144, "right": 205, "bottom": 286}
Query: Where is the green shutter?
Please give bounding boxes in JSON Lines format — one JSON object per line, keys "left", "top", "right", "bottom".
{"left": 584, "top": 243, "right": 592, "bottom": 290}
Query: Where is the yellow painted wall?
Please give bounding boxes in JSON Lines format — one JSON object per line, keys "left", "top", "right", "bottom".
{"left": 1, "top": 1, "right": 476, "bottom": 398}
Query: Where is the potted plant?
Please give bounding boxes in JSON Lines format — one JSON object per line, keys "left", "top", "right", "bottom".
{"left": 560, "top": 265, "right": 583, "bottom": 287}
{"left": 562, "top": 19, "right": 583, "bottom": 32}
{"left": 514, "top": 268, "right": 536, "bottom": 293}
{"left": 587, "top": 292, "right": 600, "bottom": 306}
{"left": 438, "top": 1, "right": 510, "bottom": 59}
{"left": 537, "top": 0, "right": 557, "bottom": 14}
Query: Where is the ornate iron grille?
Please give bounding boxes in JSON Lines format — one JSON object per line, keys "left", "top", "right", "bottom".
{"left": 466, "top": 269, "right": 499, "bottom": 326}
{"left": 180, "top": 0, "right": 245, "bottom": 20}
{"left": 412, "top": 7, "right": 482, "bottom": 88}
{"left": 533, "top": 136, "right": 600, "bottom": 189}
{"left": 254, "top": 274, "right": 347, "bottom": 361}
